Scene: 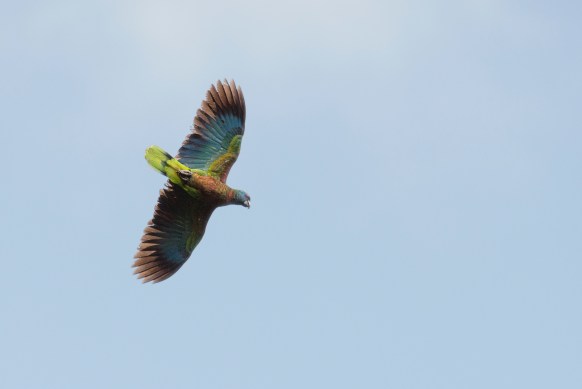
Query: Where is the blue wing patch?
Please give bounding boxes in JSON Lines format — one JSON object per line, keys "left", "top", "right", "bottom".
{"left": 176, "top": 80, "right": 246, "bottom": 176}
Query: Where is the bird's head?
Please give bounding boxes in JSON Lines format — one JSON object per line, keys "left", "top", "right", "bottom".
{"left": 234, "top": 190, "right": 251, "bottom": 208}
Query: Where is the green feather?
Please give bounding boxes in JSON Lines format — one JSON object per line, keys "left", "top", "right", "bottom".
{"left": 208, "top": 135, "right": 243, "bottom": 180}
{"left": 145, "top": 145, "right": 204, "bottom": 195}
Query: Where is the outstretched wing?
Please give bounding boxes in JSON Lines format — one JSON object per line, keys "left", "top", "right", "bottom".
{"left": 176, "top": 79, "right": 246, "bottom": 182}
{"left": 133, "top": 183, "right": 214, "bottom": 283}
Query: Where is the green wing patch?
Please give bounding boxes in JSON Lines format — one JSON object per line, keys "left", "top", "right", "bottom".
{"left": 176, "top": 80, "right": 245, "bottom": 183}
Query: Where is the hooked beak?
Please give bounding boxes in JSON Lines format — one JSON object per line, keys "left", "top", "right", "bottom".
{"left": 243, "top": 200, "right": 251, "bottom": 208}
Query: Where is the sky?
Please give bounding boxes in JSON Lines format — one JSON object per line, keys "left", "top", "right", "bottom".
{"left": 1, "top": 0, "right": 581, "bottom": 388}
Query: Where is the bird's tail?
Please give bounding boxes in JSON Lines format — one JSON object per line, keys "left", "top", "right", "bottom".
{"left": 145, "top": 145, "right": 189, "bottom": 185}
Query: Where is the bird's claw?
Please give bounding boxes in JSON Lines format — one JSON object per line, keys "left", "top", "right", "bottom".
{"left": 178, "top": 170, "right": 192, "bottom": 182}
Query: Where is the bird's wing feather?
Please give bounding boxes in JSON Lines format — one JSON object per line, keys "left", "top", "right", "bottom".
{"left": 177, "top": 79, "right": 246, "bottom": 182}
{"left": 133, "top": 182, "right": 214, "bottom": 283}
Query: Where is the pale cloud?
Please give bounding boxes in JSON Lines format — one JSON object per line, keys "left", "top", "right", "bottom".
{"left": 115, "top": 0, "right": 409, "bottom": 70}
{"left": 117, "top": 0, "right": 209, "bottom": 63}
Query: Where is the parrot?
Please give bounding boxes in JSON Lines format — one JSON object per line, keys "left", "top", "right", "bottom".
{"left": 133, "top": 80, "right": 250, "bottom": 283}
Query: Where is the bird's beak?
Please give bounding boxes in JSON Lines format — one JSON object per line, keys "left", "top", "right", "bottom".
{"left": 243, "top": 200, "right": 251, "bottom": 208}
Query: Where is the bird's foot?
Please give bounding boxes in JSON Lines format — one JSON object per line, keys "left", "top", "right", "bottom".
{"left": 178, "top": 170, "right": 192, "bottom": 182}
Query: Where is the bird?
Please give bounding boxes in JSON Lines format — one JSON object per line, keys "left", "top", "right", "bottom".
{"left": 133, "top": 80, "right": 250, "bottom": 283}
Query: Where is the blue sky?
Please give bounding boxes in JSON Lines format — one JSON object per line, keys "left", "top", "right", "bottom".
{"left": 1, "top": 1, "right": 581, "bottom": 388}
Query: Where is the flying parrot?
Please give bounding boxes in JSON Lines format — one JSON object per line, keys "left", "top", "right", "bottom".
{"left": 133, "top": 80, "right": 250, "bottom": 283}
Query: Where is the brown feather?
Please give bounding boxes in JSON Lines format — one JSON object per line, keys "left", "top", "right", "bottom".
{"left": 133, "top": 182, "right": 215, "bottom": 283}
